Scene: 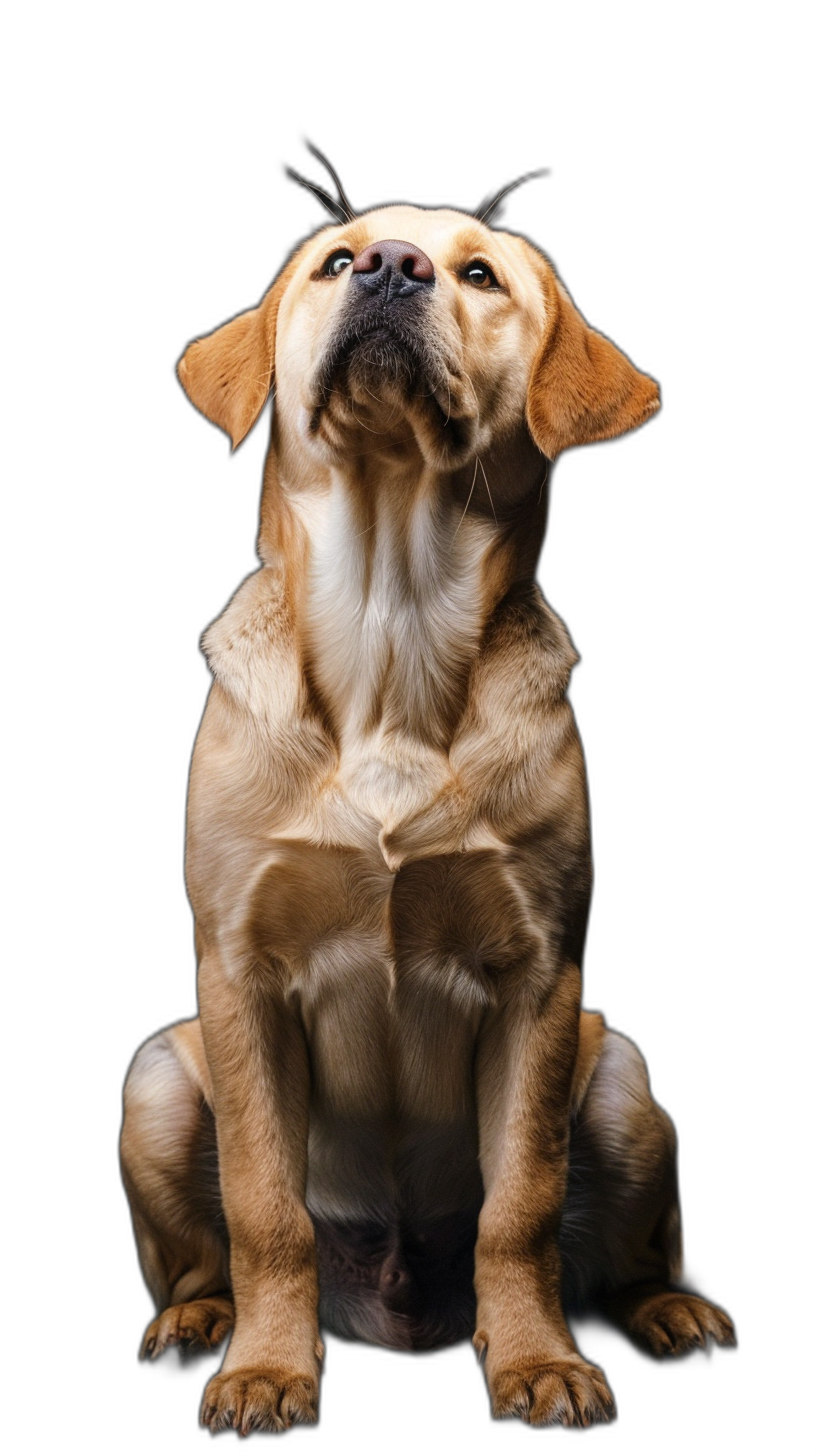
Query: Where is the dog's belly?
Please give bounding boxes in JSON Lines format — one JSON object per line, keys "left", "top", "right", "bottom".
{"left": 298, "top": 865, "right": 486, "bottom": 1350}
{"left": 304, "top": 980, "right": 484, "bottom": 1347}
{"left": 249, "top": 832, "right": 498, "bottom": 1347}
{"left": 310, "top": 1200, "right": 480, "bottom": 1350}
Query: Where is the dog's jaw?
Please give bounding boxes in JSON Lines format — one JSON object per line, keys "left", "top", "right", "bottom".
{"left": 305, "top": 386, "right": 481, "bottom": 473}
{"left": 303, "top": 302, "right": 482, "bottom": 471}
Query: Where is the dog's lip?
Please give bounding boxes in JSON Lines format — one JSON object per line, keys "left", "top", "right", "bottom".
{"left": 330, "top": 314, "right": 426, "bottom": 355}
{"left": 308, "top": 314, "right": 478, "bottom": 449}
{"left": 312, "top": 314, "right": 436, "bottom": 404}
{"left": 343, "top": 321, "right": 404, "bottom": 348}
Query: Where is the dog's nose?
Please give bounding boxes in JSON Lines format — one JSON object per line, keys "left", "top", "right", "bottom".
{"left": 352, "top": 239, "right": 435, "bottom": 299}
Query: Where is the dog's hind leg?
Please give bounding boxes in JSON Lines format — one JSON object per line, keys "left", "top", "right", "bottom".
{"left": 120, "top": 1018, "right": 233, "bottom": 1359}
{"left": 562, "top": 1014, "right": 736, "bottom": 1355}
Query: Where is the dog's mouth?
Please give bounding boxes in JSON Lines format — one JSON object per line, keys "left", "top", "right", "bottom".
{"left": 314, "top": 305, "right": 442, "bottom": 403}
{"left": 308, "top": 305, "right": 478, "bottom": 464}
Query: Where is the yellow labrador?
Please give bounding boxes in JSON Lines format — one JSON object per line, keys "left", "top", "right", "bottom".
{"left": 121, "top": 165, "right": 734, "bottom": 1434}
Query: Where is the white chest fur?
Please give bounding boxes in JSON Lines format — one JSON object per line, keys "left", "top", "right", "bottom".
{"left": 298, "top": 477, "right": 494, "bottom": 827}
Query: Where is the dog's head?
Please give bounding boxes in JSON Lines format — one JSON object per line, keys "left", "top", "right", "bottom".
{"left": 178, "top": 204, "right": 659, "bottom": 473}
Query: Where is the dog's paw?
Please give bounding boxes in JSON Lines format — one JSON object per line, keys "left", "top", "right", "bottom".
{"left": 489, "top": 1357, "right": 615, "bottom": 1427}
{"left": 140, "top": 1296, "right": 234, "bottom": 1359}
{"left": 624, "top": 1290, "right": 736, "bottom": 1357}
{"left": 201, "top": 1367, "right": 318, "bottom": 1435}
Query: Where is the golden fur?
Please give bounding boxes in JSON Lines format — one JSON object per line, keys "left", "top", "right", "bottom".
{"left": 121, "top": 204, "right": 734, "bottom": 1434}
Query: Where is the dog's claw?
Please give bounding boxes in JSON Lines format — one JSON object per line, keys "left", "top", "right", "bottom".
{"left": 139, "top": 1296, "right": 235, "bottom": 1362}
{"left": 489, "top": 1357, "right": 615, "bottom": 1427}
{"left": 201, "top": 1368, "right": 318, "bottom": 1434}
{"left": 608, "top": 1288, "right": 737, "bottom": 1358}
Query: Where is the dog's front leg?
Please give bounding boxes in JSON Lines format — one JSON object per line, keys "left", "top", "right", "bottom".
{"left": 474, "top": 961, "right": 615, "bottom": 1427}
{"left": 197, "top": 952, "right": 321, "bottom": 1435}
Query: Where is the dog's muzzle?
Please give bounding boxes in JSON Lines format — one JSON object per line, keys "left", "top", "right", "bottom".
{"left": 315, "top": 238, "right": 441, "bottom": 406}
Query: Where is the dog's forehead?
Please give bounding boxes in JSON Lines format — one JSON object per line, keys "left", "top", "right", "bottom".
{"left": 350, "top": 204, "right": 490, "bottom": 254}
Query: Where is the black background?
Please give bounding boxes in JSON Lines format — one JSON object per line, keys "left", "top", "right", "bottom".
{"left": 96, "top": 122, "right": 757, "bottom": 1444}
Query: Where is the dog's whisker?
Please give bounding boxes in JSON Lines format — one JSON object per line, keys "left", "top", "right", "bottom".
{"left": 350, "top": 434, "right": 417, "bottom": 458}
{"left": 458, "top": 366, "right": 478, "bottom": 412}
{"left": 304, "top": 144, "right": 355, "bottom": 221}
{"left": 288, "top": 168, "right": 349, "bottom": 225}
{"left": 285, "top": 167, "right": 350, "bottom": 223}
{"left": 478, "top": 457, "right": 498, "bottom": 523}
{"left": 477, "top": 170, "right": 547, "bottom": 227}
{"left": 349, "top": 396, "right": 392, "bottom": 435}
{"left": 296, "top": 431, "right": 419, "bottom": 462}
{"left": 452, "top": 458, "right": 480, "bottom": 541}
{"left": 537, "top": 458, "right": 550, "bottom": 506}
{"left": 361, "top": 379, "right": 404, "bottom": 429}
{"left": 442, "top": 374, "right": 451, "bottom": 428}
{"left": 475, "top": 186, "right": 501, "bottom": 225}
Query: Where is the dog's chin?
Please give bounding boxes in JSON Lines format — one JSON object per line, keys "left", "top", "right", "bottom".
{"left": 345, "top": 331, "right": 419, "bottom": 399}
{"left": 310, "top": 334, "right": 478, "bottom": 470}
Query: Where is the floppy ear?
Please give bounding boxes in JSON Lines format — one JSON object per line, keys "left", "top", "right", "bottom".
{"left": 526, "top": 266, "right": 660, "bottom": 459}
{"left": 177, "top": 256, "right": 298, "bottom": 448}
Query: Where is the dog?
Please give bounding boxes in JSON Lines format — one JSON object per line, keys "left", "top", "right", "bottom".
{"left": 120, "top": 157, "right": 735, "bottom": 1435}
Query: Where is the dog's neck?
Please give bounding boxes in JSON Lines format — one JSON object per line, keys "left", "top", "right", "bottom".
{"left": 258, "top": 427, "right": 548, "bottom": 757}
{"left": 300, "top": 464, "right": 499, "bottom": 757}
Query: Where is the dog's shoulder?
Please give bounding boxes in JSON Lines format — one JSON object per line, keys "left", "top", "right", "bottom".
{"left": 474, "top": 583, "right": 579, "bottom": 710}
{"left": 201, "top": 567, "right": 303, "bottom": 723}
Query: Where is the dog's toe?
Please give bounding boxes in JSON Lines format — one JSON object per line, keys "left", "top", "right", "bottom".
{"left": 619, "top": 1289, "right": 736, "bottom": 1357}
{"left": 139, "top": 1295, "right": 234, "bottom": 1360}
{"left": 490, "top": 1358, "right": 615, "bottom": 1427}
{"left": 201, "top": 1367, "right": 318, "bottom": 1435}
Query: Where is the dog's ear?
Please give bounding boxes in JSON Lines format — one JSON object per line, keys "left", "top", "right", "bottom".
{"left": 526, "top": 266, "right": 660, "bottom": 459}
{"left": 177, "top": 257, "right": 298, "bottom": 448}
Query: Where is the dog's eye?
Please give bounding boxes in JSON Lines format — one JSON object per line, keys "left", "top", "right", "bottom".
{"left": 324, "top": 249, "right": 354, "bottom": 277}
{"left": 463, "top": 261, "right": 497, "bottom": 289}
